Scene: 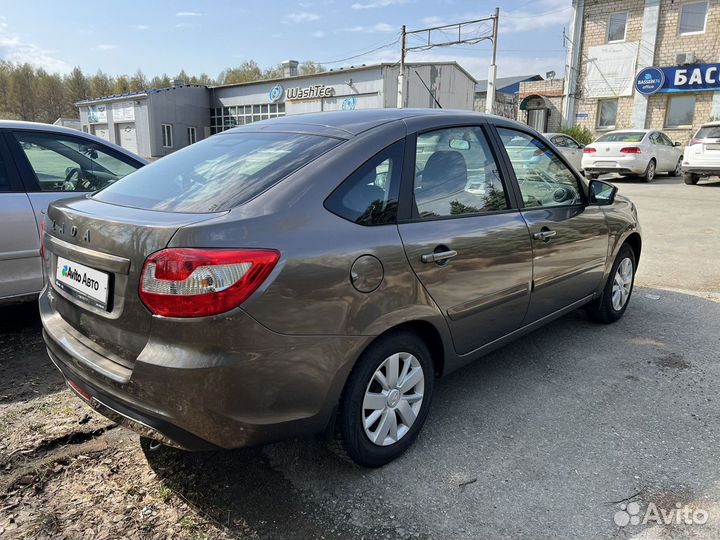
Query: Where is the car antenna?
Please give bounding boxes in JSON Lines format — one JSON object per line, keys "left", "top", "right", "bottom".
{"left": 414, "top": 69, "right": 442, "bottom": 108}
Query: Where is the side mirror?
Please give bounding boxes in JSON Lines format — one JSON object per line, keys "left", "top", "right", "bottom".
{"left": 673, "top": 141, "right": 682, "bottom": 147}
{"left": 589, "top": 179, "right": 618, "bottom": 206}
{"left": 579, "top": 144, "right": 585, "bottom": 149}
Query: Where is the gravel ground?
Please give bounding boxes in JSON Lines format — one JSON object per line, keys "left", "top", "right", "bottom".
{"left": 1, "top": 175, "right": 719, "bottom": 539}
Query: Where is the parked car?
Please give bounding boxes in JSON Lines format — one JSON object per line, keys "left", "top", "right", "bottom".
{"left": 0, "top": 120, "right": 147, "bottom": 305}
{"left": 682, "top": 121, "right": 720, "bottom": 185}
{"left": 545, "top": 132, "right": 584, "bottom": 171}
{"left": 40, "top": 110, "right": 641, "bottom": 467}
{"left": 582, "top": 129, "right": 683, "bottom": 182}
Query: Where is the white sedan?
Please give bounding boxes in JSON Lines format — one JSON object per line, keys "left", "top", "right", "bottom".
{"left": 582, "top": 129, "right": 683, "bottom": 182}
{"left": 545, "top": 133, "right": 584, "bottom": 171}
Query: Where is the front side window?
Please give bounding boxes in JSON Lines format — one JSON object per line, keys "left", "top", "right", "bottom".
{"left": 498, "top": 128, "right": 583, "bottom": 208}
{"left": 598, "top": 100, "right": 618, "bottom": 129}
{"left": 666, "top": 95, "right": 696, "bottom": 128}
{"left": 324, "top": 140, "right": 403, "bottom": 226}
{"left": 551, "top": 136, "right": 568, "bottom": 147}
{"left": 679, "top": 1, "right": 707, "bottom": 34}
{"left": 608, "top": 12, "right": 628, "bottom": 42}
{"left": 13, "top": 131, "right": 140, "bottom": 192}
{"left": 162, "top": 124, "right": 173, "bottom": 148}
{"left": 413, "top": 126, "right": 508, "bottom": 219}
{"left": 93, "top": 132, "right": 342, "bottom": 212}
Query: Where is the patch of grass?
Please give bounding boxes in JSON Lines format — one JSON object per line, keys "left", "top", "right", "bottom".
{"left": 158, "top": 485, "right": 173, "bottom": 503}
{"left": 180, "top": 515, "right": 198, "bottom": 531}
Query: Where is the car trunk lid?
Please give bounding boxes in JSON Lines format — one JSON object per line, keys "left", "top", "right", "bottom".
{"left": 45, "top": 196, "right": 224, "bottom": 367}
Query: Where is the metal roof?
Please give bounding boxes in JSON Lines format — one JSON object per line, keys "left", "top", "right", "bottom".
{"left": 475, "top": 74, "right": 543, "bottom": 94}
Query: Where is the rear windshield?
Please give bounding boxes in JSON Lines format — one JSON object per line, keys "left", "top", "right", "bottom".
{"left": 93, "top": 132, "right": 342, "bottom": 212}
{"left": 695, "top": 126, "right": 720, "bottom": 139}
{"left": 595, "top": 132, "right": 646, "bottom": 143}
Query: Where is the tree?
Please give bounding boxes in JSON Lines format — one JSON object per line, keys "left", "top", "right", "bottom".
{"left": 64, "top": 66, "right": 90, "bottom": 112}
{"left": 217, "top": 61, "right": 263, "bottom": 85}
{"left": 129, "top": 69, "right": 147, "bottom": 92}
{"left": 263, "top": 63, "right": 284, "bottom": 80}
{"left": 35, "top": 70, "right": 66, "bottom": 123}
{"left": 299, "top": 60, "right": 324, "bottom": 75}
{"left": 0, "top": 60, "right": 12, "bottom": 118}
{"left": 90, "top": 70, "right": 114, "bottom": 98}
{"left": 8, "top": 63, "right": 36, "bottom": 120}
{"left": 113, "top": 75, "right": 131, "bottom": 94}
{"left": 148, "top": 73, "right": 171, "bottom": 88}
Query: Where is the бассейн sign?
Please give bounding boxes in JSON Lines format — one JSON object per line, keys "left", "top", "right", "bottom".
{"left": 636, "top": 64, "right": 720, "bottom": 95}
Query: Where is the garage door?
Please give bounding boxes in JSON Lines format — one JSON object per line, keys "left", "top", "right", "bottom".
{"left": 93, "top": 125, "right": 109, "bottom": 141}
{"left": 116, "top": 123, "right": 138, "bottom": 155}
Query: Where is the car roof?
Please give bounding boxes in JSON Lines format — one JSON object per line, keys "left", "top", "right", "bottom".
{"left": 224, "top": 108, "right": 496, "bottom": 138}
{"left": 699, "top": 121, "right": 720, "bottom": 127}
{"left": 0, "top": 120, "right": 148, "bottom": 163}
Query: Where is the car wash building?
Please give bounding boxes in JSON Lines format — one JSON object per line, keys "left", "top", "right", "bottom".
{"left": 77, "top": 61, "right": 476, "bottom": 159}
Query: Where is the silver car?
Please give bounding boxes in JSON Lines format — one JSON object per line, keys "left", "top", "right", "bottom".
{"left": 0, "top": 121, "right": 146, "bottom": 305}
{"left": 41, "top": 110, "right": 641, "bottom": 467}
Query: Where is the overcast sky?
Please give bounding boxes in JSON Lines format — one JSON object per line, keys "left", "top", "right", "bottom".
{"left": 0, "top": 0, "right": 571, "bottom": 81}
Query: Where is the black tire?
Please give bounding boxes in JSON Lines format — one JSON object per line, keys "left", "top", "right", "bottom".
{"left": 671, "top": 158, "right": 682, "bottom": 177}
{"left": 333, "top": 330, "right": 435, "bottom": 467}
{"left": 585, "top": 244, "right": 636, "bottom": 324}
{"left": 641, "top": 159, "right": 656, "bottom": 183}
{"left": 684, "top": 172, "right": 700, "bottom": 185}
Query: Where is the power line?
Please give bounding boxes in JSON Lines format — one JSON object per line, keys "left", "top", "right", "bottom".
{"left": 317, "top": 34, "right": 401, "bottom": 65}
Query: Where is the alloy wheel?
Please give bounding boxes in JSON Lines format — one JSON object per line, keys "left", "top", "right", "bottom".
{"left": 611, "top": 257, "right": 634, "bottom": 311}
{"left": 646, "top": 161, "right": 655, "bottom": 182}
{"left": 674, "top": 159, "right": 682, "bottom": 176}
{"left": 362, "top": 352, "right": 425, "bottom": 446}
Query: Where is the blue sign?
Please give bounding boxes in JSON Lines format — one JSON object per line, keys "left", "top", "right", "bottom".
{"left": 635, "top": 67, "right": 665, "bottom": 95}
{"left": 636, "top": 64, "right": 720, "bottom": 94}
{"left": 268, "top": 84, "right": 284, "bottom": 103}
{"left": 341, "top": 96, "right": 356, "bottom": 111}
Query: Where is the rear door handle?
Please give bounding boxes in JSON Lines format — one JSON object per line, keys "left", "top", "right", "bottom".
{"left": 532, "top": 229, "right": 557, "bottom": 241}
{"left": 421, "top": 250, "right": 458, "bottom": 264}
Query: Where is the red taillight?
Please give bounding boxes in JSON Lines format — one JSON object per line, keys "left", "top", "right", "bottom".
{"left": 620, "top": 146, "right": 641, "bottom": 153}
{"left": 583, "top": 147, "right": 596, "bottom": 154}
{"left": 139, "top": 248, "right": 280, "bottom": 318}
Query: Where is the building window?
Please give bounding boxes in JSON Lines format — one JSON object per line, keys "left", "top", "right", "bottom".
{"left": 597, "top": 99, "right": 618, "bottom": 129}
{"left": 665, "top": 95, "right": 695, "bottom": 128}
{"left": 162, "top": 124, "right": 173, "bottom": 148}
{"left": 679, "top": 1, "right": 707, "bottom": 35}
{"left": 209, "top": 103, "right": 287, "bottom": 134}
{"left": 187, "top": 126, "right": 197, "bottom": 145}
{"left": 607, "top": 12, "right": 628, "bottom": 42}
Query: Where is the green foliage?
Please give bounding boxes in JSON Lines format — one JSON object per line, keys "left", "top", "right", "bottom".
{"left": 559, "top": 125, "right": 595, "bottom": 145}
{"left": 0, "top": 58, "right": 324, "bottom": 124}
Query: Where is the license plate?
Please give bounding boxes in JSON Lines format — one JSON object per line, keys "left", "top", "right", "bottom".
{"left": 596, "top": 161, "right": 616, "bottom": 167}
{"left": 706, "top": 144, "right": 720, "bottom": 151}
{"left": 55, "top": 256, "right": 110, "bottom": 310}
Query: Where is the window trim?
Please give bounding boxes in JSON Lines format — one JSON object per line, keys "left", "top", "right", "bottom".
{"left": 162, "top": 124, "right": 173, "bottom": 148}
{"left": 187, "top": 126, "right": 197, "bottom": 145}
{"left": 678, "top": 0, "right": 708, "bottom": 35}
{"left": 597, "top": 99, "right": 619, "bottom": 131}
{"left": 607, "top": 11, "right": 629, "bottom": 43}
{"left": 401, "top": 124, "right": 515, "bottom": 223}
{"left": 664, "top": 94, "right": 696, "bottom": 128}
{"left": 492, "top": 125, "right": 589, "bottom": 210}
{"left": 6, "top": 129, "right": 144, "bottom": 193}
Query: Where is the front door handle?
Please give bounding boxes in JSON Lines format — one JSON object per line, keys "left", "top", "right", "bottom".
{"left": 532, "top": 229, "right": 557, "bottom": 241}
{"left": 421, "top": 250, "right": 458, "bottom": 264}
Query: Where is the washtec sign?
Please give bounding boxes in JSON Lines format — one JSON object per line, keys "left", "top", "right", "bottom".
{"left": 55, "top": 256, "right": 109, "bottom": 309}
{"left": 636, "top": 64, "right": 720, "bottom": 94}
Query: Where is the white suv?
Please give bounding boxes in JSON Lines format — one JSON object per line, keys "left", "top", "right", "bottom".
{"left": 682, "top": 122, "right": 720, "bottom": 185}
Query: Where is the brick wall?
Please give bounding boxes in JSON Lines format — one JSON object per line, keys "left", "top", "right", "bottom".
{"left": 572, "top": 0, "right": 720, "bottom": 143}
{"left": 517, "top": 79, "right": 565, "bottom": 131}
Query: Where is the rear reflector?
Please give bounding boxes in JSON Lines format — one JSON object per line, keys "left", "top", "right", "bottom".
{"left": 583, "top": 147, "right": 596, "bottom": 154}
{"left": 139, "top": 248, "right": 280, "bottom": 318}
{"left": 620, "top": 147, "right": 641, "bottom": 153}
{"left": 68, "top": 380, "right": 92, "bottom": 401}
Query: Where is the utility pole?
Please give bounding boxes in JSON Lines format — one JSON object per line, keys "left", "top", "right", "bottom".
{"left": 396, "top": 13, "right": 498, "bottom": 109}
{"left": 484, "top": 7, "right": 500, "bottom": 115}
{"left": 397, "top": 25, "right": 406, "bottom": 109}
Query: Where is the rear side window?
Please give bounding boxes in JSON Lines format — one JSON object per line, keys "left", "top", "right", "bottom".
{"left": 324, "top": 140, "right": 404, "bottom": 226}
{"left": 695, "top": 126, "right": 720, "bottom": 139}
{"left": 0, "top": 153, "right": 10, "bottom": 191}
{"left": 93, "top": 132, "right": 342, "bottom": 212}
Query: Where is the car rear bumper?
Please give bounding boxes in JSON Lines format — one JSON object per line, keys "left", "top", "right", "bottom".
{"left": 581, "top": 155, "right": 648, "bottom": 175}
{"left": 681, "top": 165, "right": 720, "bottom": 176}
{"left": 40, "top": 288, "right": 370, "bottom": 450}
